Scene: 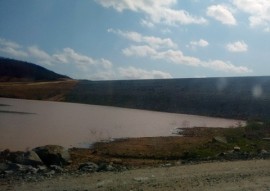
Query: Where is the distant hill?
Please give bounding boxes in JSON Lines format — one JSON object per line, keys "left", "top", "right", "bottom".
{"left": 66, "top": 77, "right": 270, "bottom": 121}
{"left": 0, "top": 57, "right": 70, "bottom": 82}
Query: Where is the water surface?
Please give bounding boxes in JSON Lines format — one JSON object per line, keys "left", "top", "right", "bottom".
{"left": 0, "top": 98, "right": 244, "bottom": 151}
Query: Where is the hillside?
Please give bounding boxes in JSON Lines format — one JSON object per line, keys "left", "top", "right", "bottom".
{"left": 0, "top": 57, "right": 70, "bottom": 82}
{"left": 0, "top": 57, "right": 76, "bottom": 101}
{"left": 66, "top": 77, "right": 270, "bottom": 120}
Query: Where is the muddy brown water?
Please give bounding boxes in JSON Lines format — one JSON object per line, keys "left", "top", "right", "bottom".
{"left": 0, "top": 98, "right": 245, "bottom": 151}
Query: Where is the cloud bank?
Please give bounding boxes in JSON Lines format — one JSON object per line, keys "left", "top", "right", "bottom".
{"left": 232, "top": 0, "right": 270, "bottom": 29}
{"left": 110, "top": 30, "right": 252, "bottom": 74}
{"left": 226, "top": 41, "right": 248, "bottom": 52}
{"left": 97, "top": 0, "right": 207, "bottom": 26}
{"left": 207, "top": 5, "right": 237, "bottom": 25}
{"left": 0, "top": 37, "right": 171, "bottom": 80}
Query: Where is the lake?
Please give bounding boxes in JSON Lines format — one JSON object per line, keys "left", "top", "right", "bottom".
{"left": 0, "top": 98, "right": 245, "bottom": 151}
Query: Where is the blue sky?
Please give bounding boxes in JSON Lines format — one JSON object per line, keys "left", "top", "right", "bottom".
{"left": 0, "top": 0, "right": 269, "bottom": 80}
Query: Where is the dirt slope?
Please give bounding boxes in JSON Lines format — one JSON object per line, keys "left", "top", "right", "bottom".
{"left": 0, "top": 80, "right": 77, "bottom": 101}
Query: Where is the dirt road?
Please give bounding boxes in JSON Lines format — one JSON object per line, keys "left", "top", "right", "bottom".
{"left": 1, "top": 159, "right": 270, "bottom": 191}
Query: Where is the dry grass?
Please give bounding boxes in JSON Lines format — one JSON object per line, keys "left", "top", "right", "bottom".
{"left": 0, "top": 80, "right": 78, "bottom": 101}
{"left": 68, "top": 124, "right": 270, "bottom": 168}
{"left": 67, "top": 135, "right": 211, "bottom": 168}
{"left": 93, "top": 136, "right": 209, "bottom": 160}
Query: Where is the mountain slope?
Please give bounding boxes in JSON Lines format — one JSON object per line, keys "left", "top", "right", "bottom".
{"left": 66, "top": 77, "right": 270, "bottom": 120}
{"left": 0, "top": 57, "right": 70, "bottom": 82}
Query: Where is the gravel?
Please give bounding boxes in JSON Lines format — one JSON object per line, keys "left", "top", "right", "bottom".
{"left": 1, "top": 159, "right": 269, "bottom": 191}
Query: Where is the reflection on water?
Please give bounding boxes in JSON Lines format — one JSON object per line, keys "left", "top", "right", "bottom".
{"left": 0, "top": 98, "right": 245, "bottom": 151}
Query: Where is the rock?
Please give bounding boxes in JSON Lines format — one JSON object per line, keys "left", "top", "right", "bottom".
{"left": 234, "top": 146, "right": 241, "bottom": 152}
{"left": 106, "top": 164, "right": 115, "bottom": 171}
{"left": 6, "top": 151, "right": 25, "bottom": 164}
{"left": 7, "top": 163, "right": 25, "bottom": 171}
{"left": 259, "top": 149, "right": 270, "bottom": 158}
{"left": 26, "top": 166, "right": 39, "bottom": 174}
{"left": 217, "top": 152, "right": 226, "bottom": 157}
{"left": 162, "top": 163, "right": 172, "bottom": 167}
{"left": 37, "top": 165, "right": 47, "bottom": 172}
{"left": 212, "top": 136, "right": 227, "bottom": 144}
{"left": 3, "top": 170, "right": 14, "bottom": 175}
{"left": 23, "top": 151, "right": 44, "bottom": 166}
{"left": 7, "top": 163, "right": 38, "bottom": 174}
{"left": 97, "top": 163, "right": 115, "bottom": 172}
{"left": 0, "top": 163, "right": 9, "bottom": 171}
{"left": 79, "top": 162, "right": 98, "bottom": 172}
{"left": 49, "top": 165, "right": 64, "bottom": 173}
{"left": 133, "top": 177, "right": 149, "bottom": 182}
{"left": 33, "top": 145, "right": 71, "bottom": 166}
{"left": 260, "top": 149, "right": 268, "bottom": 154}
{"left": 0, "top": 149, "right": 10, "bottom": 158}
{"left": 110, "top": 158, "right": 123, "bottom": 165}
{"left": 45, "top": 170, "right": 55, "bottom": 177}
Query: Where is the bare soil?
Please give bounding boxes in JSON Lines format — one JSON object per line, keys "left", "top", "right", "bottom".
{"left": 1, "top": 159, "right": 269, "bottom": 191}
{"left": 0, "top": 80, "right": 77, "bottom": 101}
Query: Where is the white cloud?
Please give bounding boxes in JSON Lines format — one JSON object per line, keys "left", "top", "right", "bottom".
{"left": 53, "top": 48, "right": 112, "bottom": 70}
{"left": 28, "top": 46, "right": 53, "bottom": 65}
{"left": 108, "top": 29, "right": 177, "bottom": 49}
{"left": 0, "top": 37, "right": 118, "bottom": 80}
{"left": 91, "top": 70, "right": 117, "bottom": 80}
{"left": 202, "top": 60, "right": 251, "bottom": 73}
{"left": 191, "top": 39, "right": 209, "bottom": 47}
{"left": 123, "top": 45, "right": 252, "bottom": 74}
{"left": 0, "top": 46, "right": 28, "bottom": 58}
{"left": 54, "top": 48, "right": 95, "bottom": 65}
{"left": 232, "top": 0, "right": 270, "bottom": 29}
{"left": 0, "top": 38, "right": 28, "bottom": 57}
{"left": 188, "top": 39, "right": 209, "bottom": 49}
{"left": 160, "top": 28, "right": 172, "bottom": 34}
{"left": 264, "top": 27, "right": 270, "bottom": 32}
{"left": 89, "top": 66, "right": 173, "bottom": 80}
{"left": 118, "top": 66, "right": 172, "bottom": 79}
{"left": 0, "top": 38, "right": 21, "bottom": 49}
{"left": 140, "top": 19, "right": 154, "bottom": 28}
{"left": 226, "top": 41, "right": 248, "bottom": 52}
{"left": 122, "top": 45, "right": 157, "bottom": 57}
{"left": 113, "top": 29, "right": 251, "bottom": 74}
{"left": 97, "top": 0, "right": 207, "bottom": 26}
{"left": 207, "top": 5, "right": 237, "bottom": 25}
{"left": 27, "top": 46, "right": 113, "bottom": 70}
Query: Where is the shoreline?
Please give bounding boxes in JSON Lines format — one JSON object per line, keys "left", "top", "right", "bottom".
{"left": 1, "top": 123, "right": 269, "bottom": 190}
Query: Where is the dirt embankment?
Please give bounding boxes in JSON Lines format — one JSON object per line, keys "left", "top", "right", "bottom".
{"left": 0, "top": 80, "right": 78, "bottom": 101}
{"left": 1, "top": 159, "right": 269, "bottom": 191}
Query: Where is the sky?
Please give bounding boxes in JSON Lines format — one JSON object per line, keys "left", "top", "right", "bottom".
{"left": 0, "top": 0, "right": 269, "bottom": 80}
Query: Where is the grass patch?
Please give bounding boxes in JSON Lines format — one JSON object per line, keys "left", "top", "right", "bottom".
{"left": 92, "top": 121, "right": 270, "bottom": 163}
